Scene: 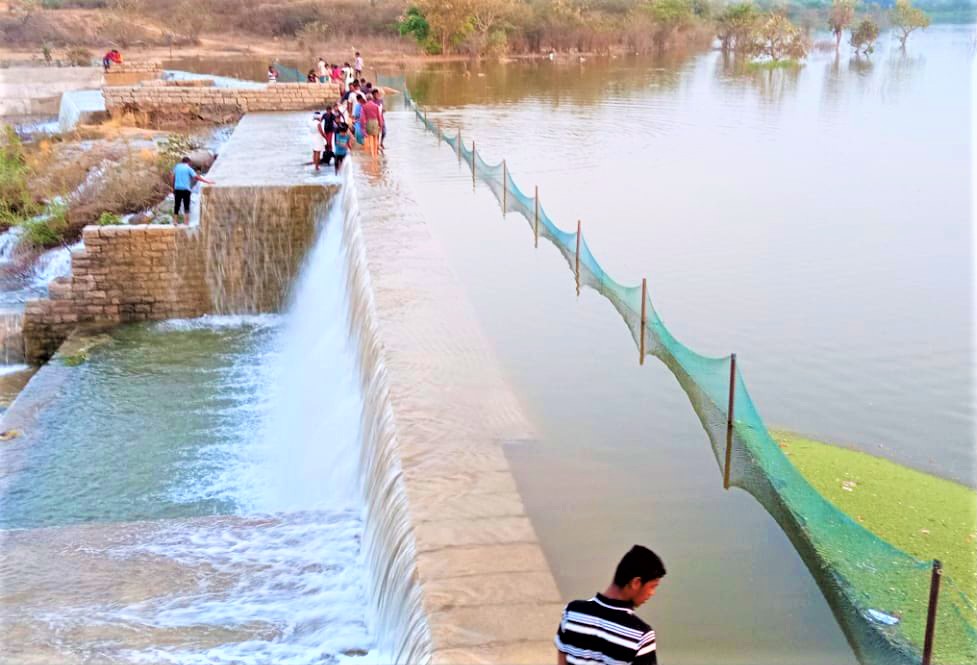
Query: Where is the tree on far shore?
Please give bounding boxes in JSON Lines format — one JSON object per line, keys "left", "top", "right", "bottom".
{"left": 891, "top": 0, "right": 931, "bottom": 49}
{"left": 828, "top": 0, "right": 855, "bottom": 52}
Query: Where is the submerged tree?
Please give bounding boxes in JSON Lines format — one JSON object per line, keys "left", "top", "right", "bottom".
{"left": 716, "top": 1, "right": 759, "bottom": 53}
{"left": 747, "top": 12, "right": 808, "bottom": 62}
{"left": 891, "top": 0, "right": 931, "bottom": 49}
{"left": 828, "top": 0, "right": 856, "bottom": 52}
{"left": 849, "top": 18, "right": 880, "bottom": 55}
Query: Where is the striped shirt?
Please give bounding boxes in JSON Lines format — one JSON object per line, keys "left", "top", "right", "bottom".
{"left": 555, "top": 593, "right": 657, "bottom": 665}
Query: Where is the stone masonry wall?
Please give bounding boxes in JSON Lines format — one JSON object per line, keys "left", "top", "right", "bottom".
{"left": 104, "top": 63, "right": 162, "bottom": 87}
{"left": 104, "top": 82, "right": 342, "bottom": 126}
{"left": 22, "top": 185, "right": 335, "bottom": 363}
{"left": 23, "top": 226, "right": 208, "bottom": 362}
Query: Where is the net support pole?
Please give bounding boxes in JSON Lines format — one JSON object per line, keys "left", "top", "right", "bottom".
{"left": 639, "top": 278, "right": 647, "bottom": 365}
{"left": 502, "top": 160, "right": 507, "bottom": 212}
{"left": 534, "top": 186, "right": 539, "bottom": 248}
{"left": 471, "top": 141, "right": 476, "bottom": 190}
{"left": 437, "top": 121, "right": 441, "bottom": 144}
{"left": 922, "top": 559, "right": 943, "bottom": 665}
{"left": 575, "top": 220, "right": 581, "bottom": 296}
{"left": 457, "top": 129, "right": 461, "bottom": 162}
{"left": 723, "top": 353, "right": 737, "bottom": 490}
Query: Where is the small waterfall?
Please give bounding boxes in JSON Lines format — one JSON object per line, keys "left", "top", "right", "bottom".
{"left": 201, "top": 186, "right": 332, "bottom": 314}
{"left": 0, "top": 228, "right": 24, "bottom": 265}
{"left": 31, "top": 241, "right": 82, "bottom": 287}
{"left": 0, "top": 310, "right": 25, "bottom": 364}
{"left": 338, "top": 173, "right": 433, "bottom": 663}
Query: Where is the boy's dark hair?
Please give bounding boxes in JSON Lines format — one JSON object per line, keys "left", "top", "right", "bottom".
{"left": 180, "top": 156, "right": 191, "bottom": 164}
{"left": 612, "top": 545, "right": 666, "bottom": 587}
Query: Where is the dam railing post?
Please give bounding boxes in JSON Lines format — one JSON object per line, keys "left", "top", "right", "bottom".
{"left": 534, "top": 186, "right": 539, "bottom": 248}
{"left": 639, "top": 278, "right": 647, "bottom": 365}
{"left": 502, "top": 160, "right": 507, "bottom": 212}
{"left": 723, "top": 353, "right": 737, "bottom": 490}
{"left": 575, "top": 220, "right": 581, "bottom": 296}
{"left": 922, "top": 559, "right": 943, "bottom": 665}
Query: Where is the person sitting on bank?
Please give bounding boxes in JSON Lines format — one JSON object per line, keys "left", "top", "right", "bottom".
{"left": 170, "top": 157, "right": 214, "bottom": 226}
{"left": 555, "top": 545, "right": 665, "bottom": 665}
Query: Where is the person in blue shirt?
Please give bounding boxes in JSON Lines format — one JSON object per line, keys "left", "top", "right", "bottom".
{"left": 170, "top": 157, "right": 214, "bottom": 225}
{"left": 333, "top": 122, "right": 352, "bottom": 175}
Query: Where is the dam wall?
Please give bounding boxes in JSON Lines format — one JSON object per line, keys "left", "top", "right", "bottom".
{"left": 22, "top": 185, "right": 332, "bottom": 363}
{"left": 341, "top": 166, "right": 563, "bottom": 661}
{"left": 104, "top": 82, "right": 342, "bottom": 126}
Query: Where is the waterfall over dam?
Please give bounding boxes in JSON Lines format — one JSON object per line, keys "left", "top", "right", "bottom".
{"left": 4, "top": 112, "right": 563, "bottom": 663}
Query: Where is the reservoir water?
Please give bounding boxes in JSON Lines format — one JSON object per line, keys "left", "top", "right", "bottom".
{"left": 360, "top": 25, "right": 973, "bottom": 665}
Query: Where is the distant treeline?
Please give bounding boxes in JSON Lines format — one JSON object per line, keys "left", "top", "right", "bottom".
{"left": 5, "top": 1, "right": 974, "bottom": 54}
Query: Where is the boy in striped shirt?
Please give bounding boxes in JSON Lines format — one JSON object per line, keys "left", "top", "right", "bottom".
{"left": 555, "top": 545, "right": 666, "bottom": 665}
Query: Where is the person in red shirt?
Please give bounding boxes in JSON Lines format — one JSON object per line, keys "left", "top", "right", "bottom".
{"left": 360, "top": 89, "right": 384, "bottom": 158}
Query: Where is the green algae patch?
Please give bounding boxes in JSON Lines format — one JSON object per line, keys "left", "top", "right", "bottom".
{"left": 773, "top": 430, "right": 977, "bottom": 662}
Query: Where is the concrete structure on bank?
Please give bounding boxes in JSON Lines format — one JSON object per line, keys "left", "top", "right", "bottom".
{"left": 104, "top": 81, "right": 342, "bottom": 125}
{"left": 0, "top": 66, "right": 104, "bottom": 117}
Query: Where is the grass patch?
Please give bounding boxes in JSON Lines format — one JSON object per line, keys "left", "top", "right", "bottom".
{"left": 774, "top": 430, "right": 976, "bottom": 663}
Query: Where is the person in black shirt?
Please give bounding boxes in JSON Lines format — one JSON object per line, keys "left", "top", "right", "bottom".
{"left": 555, "top": 545, "right": 666, "bottom": 665}
{"left": 320, "top": 107, "right": 337, "bottom": 166}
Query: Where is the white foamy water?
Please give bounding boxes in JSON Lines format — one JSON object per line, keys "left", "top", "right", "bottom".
{"left": 31, "top": 240, "right": 82, "bottom": 287}
{"left": 0, "top": 228, "right": 23, "bottom": 264}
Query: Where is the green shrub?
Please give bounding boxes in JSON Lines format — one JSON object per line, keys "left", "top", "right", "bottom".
{"left": 0, "top": 125, "right": 35, "bottom": 229}
{"left": 97, "top": 211, "right": 122, "bottom": 226}
{"left": 20, "top": 202, "right": 68, "bottom": 249}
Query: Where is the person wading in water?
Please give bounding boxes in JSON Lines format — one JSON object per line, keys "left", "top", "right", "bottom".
{"left": 555, "top": 545, "right": 665, "bottom": 665}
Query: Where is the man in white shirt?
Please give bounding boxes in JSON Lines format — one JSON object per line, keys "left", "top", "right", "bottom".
{"left": 316, "top": 57, "right": 328, "bottom": 83}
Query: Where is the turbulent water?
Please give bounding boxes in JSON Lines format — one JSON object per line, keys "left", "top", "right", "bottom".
{"left": 0, "top": 201, "right": 377, "bottom": 663}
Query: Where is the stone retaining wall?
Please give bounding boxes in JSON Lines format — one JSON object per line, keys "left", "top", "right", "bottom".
{"left": 22, "top": 185, "right": 334, "bottom": 363}
{"left": 104, "top": 63, "right": 162, "bottom": 87}
{"left": 104, "top": 82, "right": 342, "bottom": 126}
{"left": 23, "top": 226, "right": 208, "bottom": 362}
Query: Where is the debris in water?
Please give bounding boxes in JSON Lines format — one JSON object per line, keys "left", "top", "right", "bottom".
{"left": 865, "top": 609, "right": 900, "bottom": 626}
{"left": 0, "top": 429, "right": 20, "bottom": 441}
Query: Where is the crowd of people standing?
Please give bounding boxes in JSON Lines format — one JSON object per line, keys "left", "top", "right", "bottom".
{"left": 309, "top": 75, "right": 386, "bottom": 174}
{"left": 264, "top": 52, "right": 385, "bottom": 174}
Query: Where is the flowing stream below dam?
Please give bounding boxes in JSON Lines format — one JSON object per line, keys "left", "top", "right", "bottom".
{"left": 0, "top": 191, "right": 383, "bottom": 664}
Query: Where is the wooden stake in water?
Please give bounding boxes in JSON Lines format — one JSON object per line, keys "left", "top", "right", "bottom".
{"left": 922, "top": 560, "right": 943, "bottom": 665}
{"left": 575, "top": 220, "right": 581, "bottom": 296}
{"left": 502, "top": 160, "right": 507, "bottom": 212}
{"left": 639, "top": 278, "right": 647, "bottom": 364}
{"left": 534, "top": 186, "right": 539, "bottom": 248}
{"left": 723, "top": 353, "right": 737, "bottom": 490}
